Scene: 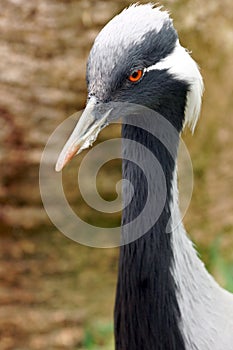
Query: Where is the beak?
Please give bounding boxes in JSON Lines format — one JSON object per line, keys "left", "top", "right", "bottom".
{"left": 55, "top": 98, "right": 112, "bottom": 172}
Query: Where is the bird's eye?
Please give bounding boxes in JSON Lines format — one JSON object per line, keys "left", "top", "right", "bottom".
{"left": 128, "top": 69, "right": 143, "bottom": 82}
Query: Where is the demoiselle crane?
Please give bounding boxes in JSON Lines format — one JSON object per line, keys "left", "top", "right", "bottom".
{"left": 56, "top": 4, "right": 233, "bottom": 349}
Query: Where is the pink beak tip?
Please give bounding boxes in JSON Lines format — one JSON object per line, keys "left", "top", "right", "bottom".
{"left": 55, "top": 144, "right": 80, "bottom": 172}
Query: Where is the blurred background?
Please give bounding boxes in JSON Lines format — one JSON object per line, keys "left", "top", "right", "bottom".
{"left": 0, "top": 0, "right": 232, "bottom": 349}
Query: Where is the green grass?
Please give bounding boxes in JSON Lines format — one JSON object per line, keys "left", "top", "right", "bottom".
{"left": 82, "top": 322, "right": 114, "bottom": 350}
{"left": 208, "top": 237, "right": 233, "bottom": 292}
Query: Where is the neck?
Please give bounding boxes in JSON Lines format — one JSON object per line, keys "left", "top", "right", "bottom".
{"left": 114, "top": 113, "right": 232, "bottom": 350}
{"left": 114, "top": 116, "right": 186, "bottom": 350}
{"left": 170, "top": 169, "right": 233, "bottom": 350}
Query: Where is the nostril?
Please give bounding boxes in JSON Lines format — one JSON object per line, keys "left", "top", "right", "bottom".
{"left": 87, "top": 93, "right": 100, "bottom": 104}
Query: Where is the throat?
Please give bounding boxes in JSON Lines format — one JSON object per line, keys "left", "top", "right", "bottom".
{"left": 114, "top": 122, "right": 186, "bottom": 350}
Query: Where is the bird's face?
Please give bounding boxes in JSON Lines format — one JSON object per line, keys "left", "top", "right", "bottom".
{"left": 56, "top": 4, "right": 203, "bottom": 172}
{"left": 86, "top": 6, "right": 178, "bottom": 106}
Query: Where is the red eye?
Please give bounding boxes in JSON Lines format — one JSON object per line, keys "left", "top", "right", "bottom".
{"left": 128, "top": 69, "right": 143, "bottom": 82}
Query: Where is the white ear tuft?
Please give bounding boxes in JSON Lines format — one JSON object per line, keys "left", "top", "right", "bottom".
{"left": 145, "top": 42, "right": 204, "bottom": 132}
{"left": 183, "top": 59, "right": 204, "bottom": 133}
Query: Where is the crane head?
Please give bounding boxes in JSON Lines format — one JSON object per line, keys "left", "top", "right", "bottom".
{"left": 56, "top": 4, "right": 203, "bottom": 172}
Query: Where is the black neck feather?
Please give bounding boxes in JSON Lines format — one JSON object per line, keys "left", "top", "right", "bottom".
{"left": 114, "top": 118, "right": 186, "bottom": 349}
